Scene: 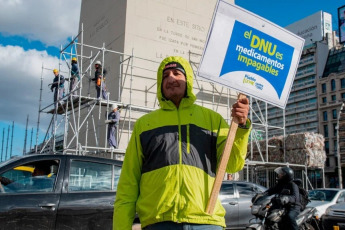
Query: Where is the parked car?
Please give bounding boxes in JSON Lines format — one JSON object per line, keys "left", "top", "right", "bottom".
{"left": 0, "top": 154, "right": 265, "bottom": 229}
{"left": 220, "top": 180, "right": 267, "bottom": 229}
{"left": 307, "top": 188, "right": 345, "bottom": 229}
{"left": 307, "top": 188, "right": 345, "bottom": 220}
{"left": 0, "top": 154, "right": 124, "bottom": 230}
{"left": 322, "top": 201, "right": 345, "bottom": 230}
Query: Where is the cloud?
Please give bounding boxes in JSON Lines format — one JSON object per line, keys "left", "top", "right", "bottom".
{"left": 0, "top": 45, "right": 69, "bottom": 130}
{"left": 0, "top": 0, "right": 81, "bottom": 47}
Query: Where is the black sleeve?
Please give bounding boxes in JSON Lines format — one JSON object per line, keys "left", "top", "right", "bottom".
{"left": 265, "top": 185, "right": 279, "bottom": 196}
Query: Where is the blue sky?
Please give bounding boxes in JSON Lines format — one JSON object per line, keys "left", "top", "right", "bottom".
{"left": 0, "top": 0, "right": 343, "bottom": 160}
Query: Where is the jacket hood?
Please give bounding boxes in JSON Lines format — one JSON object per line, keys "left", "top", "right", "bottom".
{"left": 157, "top": 56, "right": 196, "bottom": 110}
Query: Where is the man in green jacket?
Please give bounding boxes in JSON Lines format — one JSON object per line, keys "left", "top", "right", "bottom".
{"left": 113, "top": 56, "right": 251, "bottom": 230}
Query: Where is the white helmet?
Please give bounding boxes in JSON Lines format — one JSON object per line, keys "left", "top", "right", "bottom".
{"left": 95, "top": 60, "right": 102, "bottom": 65}
{"left": 111, "top": 104, "right": 118, "bottom": 110}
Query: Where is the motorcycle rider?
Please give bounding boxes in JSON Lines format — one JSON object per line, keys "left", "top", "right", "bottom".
{"left": 264, "top": 167, "right": 301, "bottom": 230}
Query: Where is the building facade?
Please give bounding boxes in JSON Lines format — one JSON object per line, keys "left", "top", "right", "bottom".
{"left": 318, "top": 46, "right": 345, "bottom": 187}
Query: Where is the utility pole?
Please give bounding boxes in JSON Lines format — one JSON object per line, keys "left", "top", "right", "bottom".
{"left": 337, "top": 103, "right": 344, "bottom": 189}
{"left": 30, "top": 127, "right": 33, "bottom": 153}
{"left": 0, "top": 128, "right": 4, "bottom": 162}
{"left": 10, "top": 121, "right": 14, "bottom": 158}
{"left": 5, "top": 125, "right": 10, "bottom": 160}
{"left": 23, "top": 115, "right": 29, "bottom": 155}
{"left": 36, "top": 63, "right": 44, "bottom": 154}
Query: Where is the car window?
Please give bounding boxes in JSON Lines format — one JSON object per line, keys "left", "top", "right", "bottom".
{"left": 237, "top": 183, "right": 256, "bottom": 197}
{"left": 337, "top": 192, "right": 345, "bottom": 203}
{"left": 114, "top": 165, "right": 121, "bottom": 191}
{"left": 0, "top": 160, "right": 60, "bottom": 194}
{"left": 220, "top": 183, "right": 234, "bottom": 197}
{"left": 309, "top": 190, "right": 338, "bottom": 201}
{"left": 68, "top": 160, "right": 113, "bottom": 192}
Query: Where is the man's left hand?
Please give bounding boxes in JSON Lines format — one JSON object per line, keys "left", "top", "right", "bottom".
{"left": 231, "top": 96, "right": 249, "bottom": 125}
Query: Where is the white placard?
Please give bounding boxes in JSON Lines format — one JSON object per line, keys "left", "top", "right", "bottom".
{"left": 197, "top": 0, "right": 305, "bottom": 108}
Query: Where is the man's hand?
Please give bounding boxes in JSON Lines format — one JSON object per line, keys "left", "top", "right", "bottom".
{"left": 231, "top": 96, "right": 249, "bottom": 125}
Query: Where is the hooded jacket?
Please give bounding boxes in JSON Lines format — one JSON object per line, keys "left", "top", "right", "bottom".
{"left": 113, "top": 56, "right": 251, "bottom": 229}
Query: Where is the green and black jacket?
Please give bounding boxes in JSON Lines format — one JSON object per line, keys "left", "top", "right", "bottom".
{"left": 113, "top": 56, "right": 251, "bottom": 229}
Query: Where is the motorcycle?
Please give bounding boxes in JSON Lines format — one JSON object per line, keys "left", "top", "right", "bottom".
{"left": 246, "top": 193, "right": 318, "bottom": 230}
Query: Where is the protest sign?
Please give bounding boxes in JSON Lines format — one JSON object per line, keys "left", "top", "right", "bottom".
{"left": 198, "top": 0, "right": 304, "bottom": 108}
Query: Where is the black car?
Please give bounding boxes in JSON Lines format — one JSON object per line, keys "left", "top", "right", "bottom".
{"left": 0, "top": 154, "right": 123, "bottom": 230}
{"left": 220, "top": 180, "right": 267, "bottom": 229}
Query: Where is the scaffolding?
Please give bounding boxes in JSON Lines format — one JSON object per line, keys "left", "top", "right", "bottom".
{"left": 34, "top": 26, "right": 325, "bottom": 188}
{"left": 34, "top": 26, "right": 233, "bottom": 159}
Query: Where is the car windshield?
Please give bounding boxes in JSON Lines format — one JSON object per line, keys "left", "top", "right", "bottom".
{"left": 308, "top": 190, "right": 338, "bottom": 201}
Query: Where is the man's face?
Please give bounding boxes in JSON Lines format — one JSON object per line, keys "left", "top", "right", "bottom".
{"left": 277, "top": 173, "right": 284, "bottom": 179}
{"left": 162, "top": 69, "right": 186, "bottom": 105}
{"left": 95, "top": 64, "right": 99, "bottom": 69}
{"left": 54, "top": 72, "right": 58, "bottom": 76}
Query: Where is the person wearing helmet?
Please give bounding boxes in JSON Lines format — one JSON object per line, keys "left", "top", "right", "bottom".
{"left": 105, "top": 103, "right": 120, "bottom": 149}
{"left": 91, "top": 60, "right": 108, "bottom": 100}
{"left": 50, "top": 69, "right": 65, "bottom": 106}
{"left": 114, "top": 56, "right": 251, "bottom": 229}
{"left": 264, "top": 167, "right": 301, "bottom": 230}
{"left": 68, "top": 57, "right": 80, "bottom": 96}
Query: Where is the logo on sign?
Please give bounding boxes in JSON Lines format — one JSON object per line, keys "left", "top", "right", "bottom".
{"left": 243, "top": 74, "right": 264, "bottom": 91}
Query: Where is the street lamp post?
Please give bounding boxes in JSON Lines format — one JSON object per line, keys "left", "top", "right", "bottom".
{"left": 337, "top": 103, "right": 344, "bottom": 189}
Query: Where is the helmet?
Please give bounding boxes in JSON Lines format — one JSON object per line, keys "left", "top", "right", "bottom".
{"left": 95, "top": 60, "right": 102, "bottom": 65}
{"left": 111, "top": 103, "right": 118, "bottom": 110}
{"left": 72, "top": 57, "right": 77, "bottom": 62}
{"left": 53, "top": 69, "right": 59, "bottom": 74}
{"left": 274, "top": 166, "right": 294, "bottom": 182}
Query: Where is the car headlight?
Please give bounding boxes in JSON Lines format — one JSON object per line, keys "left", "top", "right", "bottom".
{"left": 314, "top": 210, "right": 321, "bottom": 220}
{"left": 251, "top": 205, "right": 261, "bottom": 215}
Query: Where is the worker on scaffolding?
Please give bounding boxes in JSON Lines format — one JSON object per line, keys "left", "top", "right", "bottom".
{"left": 50, "top": 69, "right": 65, "bottom": 106}
{"left": 68, "top": 57, "right": 80, "bottom": 96}
{"left": 92, "top": 60, "right": 108, "bottom": 100}
{"left": 105, "top": 103, "right": 120, "bottom": 149}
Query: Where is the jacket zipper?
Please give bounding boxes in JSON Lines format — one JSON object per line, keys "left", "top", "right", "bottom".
{"left": 187, "top": 124, "right": 190, "bottom": 154}
{"left": 177, "top": 108, "right": 182, "bottom": 222}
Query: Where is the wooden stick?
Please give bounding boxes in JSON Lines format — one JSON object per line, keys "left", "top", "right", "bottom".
{"left": 206, "top": 93, "right": 246, "bottom": 214}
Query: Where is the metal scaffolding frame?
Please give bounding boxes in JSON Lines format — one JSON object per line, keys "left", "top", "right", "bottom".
{"left": 35, "top": 28, "right": 241, "bottom": 159}
{"left": 35, "top": 25, "right": 173, "bottom": 159}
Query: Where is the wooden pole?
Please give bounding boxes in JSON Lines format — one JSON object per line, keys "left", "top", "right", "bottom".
{"left": 206, "top": 93, "right": 246, "bottom": 214}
